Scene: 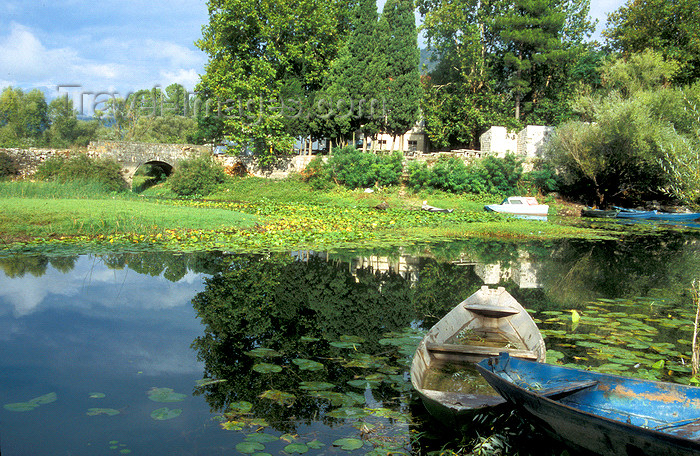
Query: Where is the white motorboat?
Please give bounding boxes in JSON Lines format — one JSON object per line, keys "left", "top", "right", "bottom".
{"left": 484, "top": 196, "right": 549, "bottom": 216}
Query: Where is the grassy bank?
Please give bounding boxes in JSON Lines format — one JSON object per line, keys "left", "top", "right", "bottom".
{"left": 0, "top": 178, "right": 605, "bottom": 254}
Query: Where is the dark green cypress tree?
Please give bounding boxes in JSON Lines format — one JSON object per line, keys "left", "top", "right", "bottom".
{"left": 372, "top": 0, "right": 421, "bottom": 144}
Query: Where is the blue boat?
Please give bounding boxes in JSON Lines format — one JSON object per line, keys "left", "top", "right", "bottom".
{"left": 614, "top": 209, "right": 658, "bottom": 219}
{"left": 613, "top": 207, "right": 700, "bottom": 222}
{"left": 476, "top": 353, "right": 700, "bottom": 456}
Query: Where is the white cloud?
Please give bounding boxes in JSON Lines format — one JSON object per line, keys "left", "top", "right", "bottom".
{"left": 0, "top": 23, "right": 79, "bottom": 82}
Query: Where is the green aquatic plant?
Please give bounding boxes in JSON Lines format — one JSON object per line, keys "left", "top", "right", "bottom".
{"left": 147, "top": 387, "right": 187, "bottom": 402}
{"left": 150, "top": 407, "right": 182, "bottom": 420}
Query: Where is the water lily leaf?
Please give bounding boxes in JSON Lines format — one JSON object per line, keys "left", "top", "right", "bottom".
{"left": 292, "top": 358, "right": 324, "bottom": 371}
{"left": 221, "top": 420, "right": 245, "bottom": 431}
{"left": 246, "top": 348, "right": 281, "bottom": 358}
{"left": 306, "top": 440, "right": 325, "bottom": 449}
{"left": 332, "top": 438, "right": 364, "bottom": 450}
{"left": 150, "top": 407, "right": 182, "bottom": 420}
{"left": 195, "top": 378, "right": 226, "bottom": 387}
{"left": 3, "top": 402, "right": 39, "bottom": 412}
{"left": 299, "top": 381, "right": 334, "bottom": 391}
{"left": 245, "top": 433, "right": 278, "bottom": 443}
{"left": 259, "top": 389, "right": 296, "bottom": 406}
{"left": 300, "top": 336, "right": 320, "bottom": 342}
{"left": 344, "top": 391, "right": 366, "bottom": 405}
{"left": 236, "top": 441, "right": 265, "bottom": 454}
{"left": 147, "top": 387, "right": 187, "bottom": 402}
{"left": 87, "top": 408, "right": 120, "bottom": 416}
{"left": 308, "top": 391, "right": 346, "bottom": 406}
{"left": 330, "top": 341, "right": 359, "bottom": 349}
{"left": 326, "top": 407, "right": 369, "bottom": 419}
{"left": 253, "top": 363, "right": 282, "bottom": 374}
{"left": 284, "top": 443, "right": 309, "bottom": 454}
{"left": 89, "top": 392, "right": 106, "bottom": 399}
{"left": 229, "top": 401, "right": 254, "bottom": 414}
{"left": 29, "top": 392, "right": 57, "bottom": 405}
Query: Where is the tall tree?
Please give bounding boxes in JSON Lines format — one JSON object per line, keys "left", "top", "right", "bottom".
{"left": 196, "top": 0, "right": 346, "bottom": 163}
{"left": 0, "top": 87, "right": 49, "bottom": 147}
{"left": 604, "top": 0, "right": 700, "bottom": 86}
{"left": 491, "top": 0, "right": 569, "bottom": 120}
{"left": 372, "top": 0, "right": 422, "bottom": 144}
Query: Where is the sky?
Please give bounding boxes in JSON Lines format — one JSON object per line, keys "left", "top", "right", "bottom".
{"left": 0, "top": 0, "right": 626, "bottom": 114}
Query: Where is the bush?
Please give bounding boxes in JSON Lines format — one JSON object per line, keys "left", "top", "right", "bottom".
{"left": 168, "top": 155, "right": 227, "bottom": 197}
{"left": 300, "top": 156, "right": 332, "bottom": 189}
{"left": 407, "top": 154, "right": 524, "bottom": 195}
{"left": 35, "top": 153, "right": 128, "bottom": 192}
{"left": 303, "top": 147, "right": 404, "bottom": 189}
{"left": 522, "top": 161, "right": 558, "bottom": 194}
{"left": 0, "top": 151, "right": 19, "bottom": 178}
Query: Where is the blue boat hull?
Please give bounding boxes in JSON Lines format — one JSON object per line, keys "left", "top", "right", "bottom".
{"left": 477, "top": 353, "right": 700, "bottom": 456}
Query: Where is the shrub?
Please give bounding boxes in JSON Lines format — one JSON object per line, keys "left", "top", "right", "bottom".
{"left": 406, "top": 154, "right": 524, "bottom": 195}
{"left": 0, "top": 151, "right": 19, "bottom": 178}
{"left": 301, "top": 156, "right": 332, "bottom": 189}
{"left": 304, "top": 147, "right": 404, "bottom": 189}
{"left": 168, "top": 155, "right": 227, "bottom": 197}
{"left": 35, "top": 153, "right": 128, "bottom": 192}
{"left": 522, "top": 161, "right": 558, "bottom": 194}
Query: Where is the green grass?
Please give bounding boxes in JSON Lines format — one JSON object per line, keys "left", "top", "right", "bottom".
{"left": 0, "top": 177, "right": 607, "bottom": 253}
{"left": 0, "top": 197, "right": 257, "bottom": 240}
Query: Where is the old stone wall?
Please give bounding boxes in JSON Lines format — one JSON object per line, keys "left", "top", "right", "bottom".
{"left": 214, "top": 154, "right": 316, "bottom": 178}
{"left": 0, "top": 147, "right": 75, "bottom": 178}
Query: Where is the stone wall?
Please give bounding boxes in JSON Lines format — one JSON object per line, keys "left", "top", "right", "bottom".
{"left": 0, "top": 147, "right": 75, "bottom": 178}
{"left": 214, "top": 154, "right": 317, "bottom": 178}
{"left": 480, "top": 125, "right": 552, "bottom": 159}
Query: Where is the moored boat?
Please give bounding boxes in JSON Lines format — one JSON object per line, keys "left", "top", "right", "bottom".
{"left": 477, "top": 353, "right": 700, "bottom": 456}
{"left": 581, "top": 208, "right": 619, "bottom": 218}
{"left": 484, "top": 196, "right": 549, "bottom": 217}
{"left": 410, "top": 286, "right": 546, "bottom": 424}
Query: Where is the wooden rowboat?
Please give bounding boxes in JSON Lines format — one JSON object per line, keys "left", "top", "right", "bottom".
{"left": 477, "top": 352, "right": 700, "bottom": 456}
{"left": 410, "top": 286, "right": 546, "bottom": 424}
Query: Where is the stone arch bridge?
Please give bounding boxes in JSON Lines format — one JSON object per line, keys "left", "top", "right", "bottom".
{"left": 3, "top": 141, "right": 211, "bottom": 185}
{"left": 86, "top": 141, "right": 211, "bottom": 183}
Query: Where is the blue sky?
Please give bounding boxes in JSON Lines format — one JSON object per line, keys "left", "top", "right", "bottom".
{"left": 0, "top": 0, "right": 625, "bottom": 113}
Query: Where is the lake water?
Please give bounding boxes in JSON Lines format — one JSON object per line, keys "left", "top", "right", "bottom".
{"left": 2, "top": 234, "right": 700, "bottom": 455}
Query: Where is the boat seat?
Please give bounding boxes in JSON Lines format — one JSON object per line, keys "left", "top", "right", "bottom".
{"left": 534, "top": 380, "right": 599, "bottom": 399}
{"left": 463, "top": 303, "right": 520, "bottom": 318}
{"left": 426, "top": 343, "right": 539, "bottom": 360}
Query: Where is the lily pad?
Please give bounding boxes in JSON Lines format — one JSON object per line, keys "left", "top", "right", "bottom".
{"left": 245, "top": 433, "right": 278, "bottom": 443}
{"left": 292, "top": 358, "right": 324, "bottom": 371}
{"left": 29, "top": 392, "right": 57, "bottom": 405}
{"left": 229, "top": 401, "right": 254, "bottom": 414}
{"left": 299, "top": 381, "right": 335, "bottom": 391}
{"left": 326, "top": 407, "right": 369, "bottom": 419}
{"left": 253, "top": 363, "right": 283, "bottom": 374}
{"left": 89, "top": 392, "right": 106, "bottom": 399}
{"left": 236, "top": 441, "right": 265, "bottom": 454}
{"left": 284, "top": 443, "right": 309, "bottom": 454}
{"left": 87, "top": 408, "right": 120, "bottom": 416}
{"left": 147, "top": 387, "right": 187, "bottom": 403}
{"left": 150, "top": 407, "right": 182, "bottom": 420}
{"left": 3, "top": 402, "right": 39, "bottom": 412}
{"left": 259, "top": 389, "right": 296, "bottom": 406}
{"left": 332, "top": 438, "right": 364, "bottom": 450}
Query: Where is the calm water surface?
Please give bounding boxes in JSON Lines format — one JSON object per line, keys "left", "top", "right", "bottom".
{"left": 1, "top": 235, "right": 700, "bottom": 455}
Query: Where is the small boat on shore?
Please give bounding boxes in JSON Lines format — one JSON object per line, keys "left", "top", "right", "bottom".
{"left": 613, "top": 206, "right": 700, "bottom": 222}
{"left": 485, "top": 196, "right": 549, "bottom": 217}
{"left": 477, "top": 353, "right": 700, "bottom": 456}
{"left": 581, "top": 208, "right": 619, "bottom": 218}
{"left": 410, "top": 287, "right": 546, "bottom": 424}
